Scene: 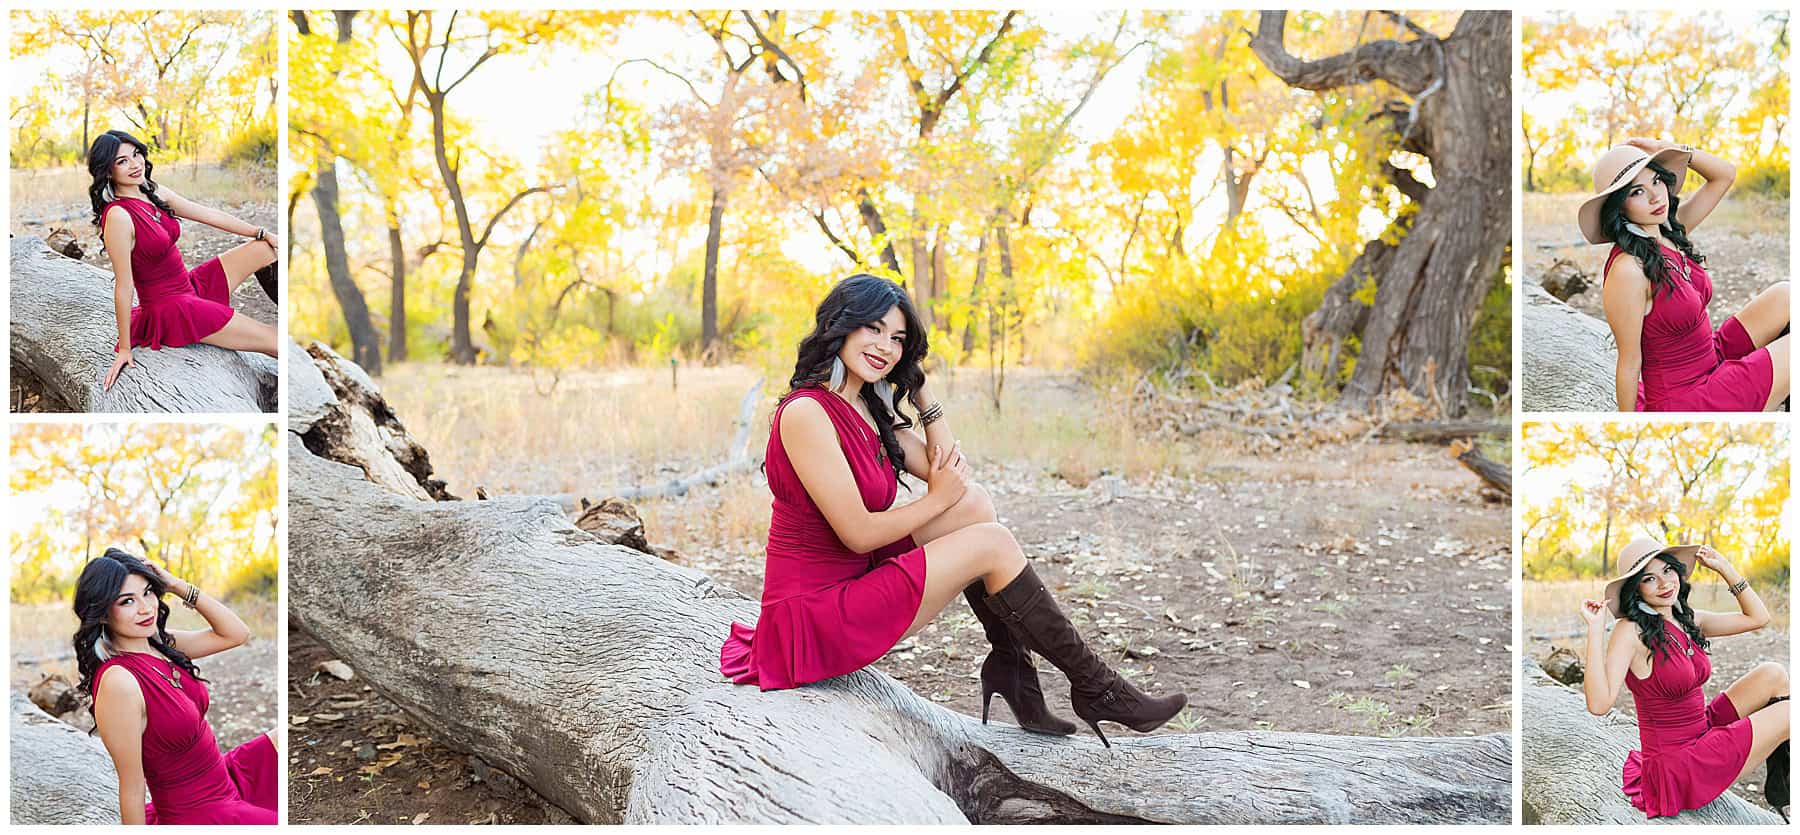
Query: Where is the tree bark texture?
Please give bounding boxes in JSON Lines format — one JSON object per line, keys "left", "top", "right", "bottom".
{"left": 10, "top": 236, "right": 277, "bottom": 413}
{"left": 11, "top": 693, "right": 121, "bottom": 825}
{"left": 1520, "top": 280, "right": 1617, "bottom": 412}
{"left": 1520, "top": 656, "right": 1782, "bottom": 825}
{"left": 287, "top": 345, "right": 1512, "bottom": 824}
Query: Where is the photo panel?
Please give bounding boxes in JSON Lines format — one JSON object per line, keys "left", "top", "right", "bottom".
{"left": 283, "top": 9, "right": 1513, "bottom": 824}
{"left": 9, "top": 422, "right": 282, "bottom": 825}
{"left": 9, "top": 10, "right": 283, "bottom": 414}
{"left": 1518, "top": 419, "right": 1790, "bottom": 823}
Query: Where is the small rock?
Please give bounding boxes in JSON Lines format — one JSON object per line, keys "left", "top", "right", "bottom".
{"left": 315, "top": 660, "right": 355, "bottom": 681}
{"left": 355, "top": 743, "right": 377, "bottom": 762}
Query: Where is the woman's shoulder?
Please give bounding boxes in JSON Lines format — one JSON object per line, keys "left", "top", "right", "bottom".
{"left": 92, "top": 659, "right": 145, "bottom": 700}
{"left": 775, "top": 388, "right": 832, "bottom": 428}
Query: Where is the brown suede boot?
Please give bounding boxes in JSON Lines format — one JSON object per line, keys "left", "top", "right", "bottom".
{"left": 985, "top": 564, "right": 1187, "bottom": 747}
{"left": 963, "top": 581, "right": 1077, "bottom": 735}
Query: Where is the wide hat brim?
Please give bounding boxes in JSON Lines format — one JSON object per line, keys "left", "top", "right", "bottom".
{"left": 1578, "top": 146, "right": 1694, "bottom": 245}
{"left": 1602, "top": 541, "right": 1701, "bottom": 618}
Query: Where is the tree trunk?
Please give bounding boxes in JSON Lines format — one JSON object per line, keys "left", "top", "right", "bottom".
{"left": 1520, "top": 656, "right": 1782, "bottom": 824}
{"left": 1252, "top": 12, "right": 1511, "bottom": 415}
{"left": 1520, "top": 280, "right": 1615, "bottom": 412}
{"left": 702, "top": 183, "right": 725, "bottom": 362}
{"left": 10, "top": 693, "right": 121, "bottom": 825}
{"left": 963, "top": 224, "right": 990, "bottom": 354}
{"left": 287, "top": 346, "right": 1512, "bottom": 825}
{"left": 311, "top": 156, "right": 382, "bottom": 375}
{"left": 387, "top": 218, "right": 408, "bottom": 362}
{"left": 856, "top": 190, "right": 903, "bottom": 276}
{"left": 9, "top": 237, "right": 277, "bottom": 413}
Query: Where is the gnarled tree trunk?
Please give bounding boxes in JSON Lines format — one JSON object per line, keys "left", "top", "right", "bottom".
{"left": 287, "top": 343, "right": 1511, "bottom": 824}
{"left": 1521, "top": 656, "right": 1782, "bottom": 825}
{"left": 11, "top": 693, "right": 120, "bottom": 825}
{"left": 1252, "top": 11, "right": 1511, "bottom": 416}
{"left": 9, "top": 236, "right": 277, "bottom": 413}
{"left": 1520, "top": 280, "right": 1616, "bottom": 412}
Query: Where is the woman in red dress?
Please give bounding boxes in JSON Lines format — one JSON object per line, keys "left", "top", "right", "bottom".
{"left": 722, "top": 274, "right": 1186, "bottom": 746}
{"left": 1583, "top": 139, "right": 1788, "bottom": 411}
{"left": 74, "top": 548, "right": 278, "bottom": 825}
{"left": 1580, "top": 537, "right": 1789, "bottom": 819}
{"left": 86, "top": 130, "right": 280, "bottom": 391}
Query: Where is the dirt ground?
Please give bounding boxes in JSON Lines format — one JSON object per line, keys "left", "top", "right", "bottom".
{"left": 9, "top": 163, "right": 278, "bottom": 412}
{"left": 288, "top": 367, "right": 1513, "bottom": 823}
{"left": 11, "top": 600, "right": 278, "bottom": 756}
{"left": 1523, "top": 192, "right": 1789, "bottom": 328}
{"left": 1524, "top": 582, "right": 1791, "bottom": 816}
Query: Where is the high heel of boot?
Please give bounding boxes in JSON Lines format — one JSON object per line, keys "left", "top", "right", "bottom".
{"left": 1086, "top": 719, "right": 1111, "bottom": 749}
{"left": 981, "top": 689, "right": 995, "bottom": 724}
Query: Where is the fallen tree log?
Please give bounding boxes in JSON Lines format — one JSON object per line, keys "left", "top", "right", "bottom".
{"left": 287, "top": 345, "right": 1512, "bottom": 824}
{"left": 10, "top": 692, "right": 120, "bottom": 825}
{"left": 1520, "top": 656, "right": 1781, "bottom": 824}
{"left": 1452, "top": 440, "right": 1512, "bottom": 496}
{"left": 9, "top": 236, "right": 277, "bottom": 413}
{"left": 1380, "top": 420, "right": 1509, "bottom": 442}
{"left": 1521, "top": 279, "right": 1616, "bottom": 413}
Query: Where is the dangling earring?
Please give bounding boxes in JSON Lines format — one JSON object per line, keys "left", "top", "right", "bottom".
{"left": 93, "top": 630, "right": 112, "bottom": 661}
{"left": 872, "top": 381, "right": 893, "bottom": 409}
{"left": 101, "top": 181, "right": 114, "bottom": 203}
{"left": 1636, "top": 600, "right": 1658, "bottom": 615}
{"left": 1623, "top": 222, "right": 1654, "bottom": 239}
{"left": 828, "top": 357, "right": 846, "bottom": 391}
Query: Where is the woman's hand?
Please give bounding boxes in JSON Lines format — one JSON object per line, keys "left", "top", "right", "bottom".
{"left": 148, "top": 560, "right": 189, "bottom": 599}
{"left": 103, "top": 348, "right": 135, "bottom": 391}
{"left": 1694, "top": 545, "right": 1735, "bottom": 579}
{"left": 260, "top": 229, "right": 280, "bottom": 254}
{"left": 1624, "top": 137, "right": 1678, "bottom": 154}
{"left": 1580, "top": 599, "right": 1610, "bottom": 630}
{"left": 926, "top": 441, "right": 968, "bottom": 507}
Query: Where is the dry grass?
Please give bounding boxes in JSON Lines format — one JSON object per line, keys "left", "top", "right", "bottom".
{"left": 1522, "top": 578, "right": 1791, "bottom": 638}
{"left": 379, "top": 363, "right": 1214, "bottom": 499}
{"left": 1522, "top": 191, "right": 1788, "bottom": 244}
{"left": 10, "top": 596, "right": 277, "bottom": 682}
{"left": 10, "top": 162, "right": 275, "bottom": 220}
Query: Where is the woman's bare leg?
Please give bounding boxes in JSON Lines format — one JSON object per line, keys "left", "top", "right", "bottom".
{"left": 1763, "top": 335, "right": 1789, "bottom": 411}
{"left": 217, "top": 240, "right": 277, "bottom": 292}
{"left": 1728, "top": 662, "right": 1789, "bottom": 780}
{"left": 265, "top": 728, "right": 282, "bottom": 756}
{"left": 199, "top": 312, "right": 279, "bottom": 357}
{"left": 912, "top": 483, "right": 997, "bottom": 546}
{"left": 904, "top": 522, "right": 1027, "bottom": 638}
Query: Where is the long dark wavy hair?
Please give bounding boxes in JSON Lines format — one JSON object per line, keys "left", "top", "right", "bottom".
{"left": 86, "top": 129, "right": 172, "bottom": 228}
{"left": 72, "top": 548, "right": 204, "bottom": 720}
{"left": 789, "top": 274, "right": 928, "bottom": 483}
{"left": 1618, "top": 552, "right": 1709, "bottom": 660}
{"left": 1600, "top": 159, "right": 1705, "bottom": 299}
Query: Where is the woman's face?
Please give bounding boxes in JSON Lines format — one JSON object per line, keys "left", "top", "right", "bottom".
{"left": 1635, "top": 559, "right": 1681, "bottom": 609}
{"left": 110, "top": 143, "right": 146, "bottom": 188}
{"left": 1619, "top": 167, "right": 1668, "bottom": 227}
{"left": 105, "top": 573, "right": 160, "bottom": 642}
{"left": 837, "top": 305, "right": 907, "bottom": 385}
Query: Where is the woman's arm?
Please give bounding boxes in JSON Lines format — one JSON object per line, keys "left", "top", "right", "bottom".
{"left": 1692, "top": 546, "right": 1770, "bottom": 637}
{"left": 155, "top": 565, "right": 250, "bottom": 660}
{"left": 1600, "top": 258, "right": 1650, "bottom": 411}
{"left": 782, "top": 396, "right": 964, "bottom": 553}
{"left": 93, "top": 666, "right": 149, "bottom": 825}
{"left": 101, "top": 207, "right": 138, "bottom": 389}
{"left": 158, "top": 186, "right": 278, "bottom": 250}
{"left": 1624, "top": 138, "right": 1734, "bottom": 231}
{"left": 1580, "top": 601, "right": 1641, "bottom": 714}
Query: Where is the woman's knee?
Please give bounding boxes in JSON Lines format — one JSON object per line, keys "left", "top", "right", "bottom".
{"left": 966, "top": 521, "right": 1023, "bottom": 566}
{"left": 1753, "top": 661, "right": 1789, "bottom": 691}
{"left": 954, "top": 482, "right": 997, "bottom": 526}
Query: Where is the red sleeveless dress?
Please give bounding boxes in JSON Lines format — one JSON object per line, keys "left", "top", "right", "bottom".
{"left": 1620, "top": 624, "right": 1754, "bottom": 818}
{"left": 1604, "top": 245, "right": 1772, "bottom": 411}
{"left": 720, "top": 387, "right": 929, "bottom": 690}
{"left": 90, "top": 652, "right": 277, "bottom": 825}
{"left": 104, "top": 197, "right": 234, "bottom": 350}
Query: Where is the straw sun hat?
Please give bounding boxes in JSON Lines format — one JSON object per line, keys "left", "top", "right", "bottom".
{"left": 1577, "top": 144, "right": 1694, "bottom": 245}
{"left": 1601, "top": 536, "right": 1702, "bottom": 617}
